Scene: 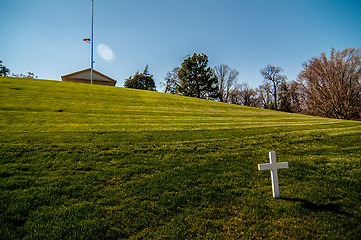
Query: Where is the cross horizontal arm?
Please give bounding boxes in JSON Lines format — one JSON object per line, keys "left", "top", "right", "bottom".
{"left": 258, "top": 163, "right": 272, "bottom": 171}
{"left": 258, "top": 162, "right": 288, "bottom": 171}
{"left": 276, "top": 162, "right": 289, "bottom": 169}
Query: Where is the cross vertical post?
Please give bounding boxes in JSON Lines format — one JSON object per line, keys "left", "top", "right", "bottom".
{"left": 258, "top": 151, "right": 289, "bottom": 198}
{"left": 269, "top": 151, "right": 280, "bottom": 198}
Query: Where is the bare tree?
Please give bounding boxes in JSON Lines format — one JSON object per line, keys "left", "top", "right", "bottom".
{"left": 230, "top": 83, "right": 259, "bottom": 107}
{"left": 298, "top": 48, "right": 361, "bottom": 120}
{"left": 214, "top": 64, "right": 239, "bottom": 102}
{"left": 257, "top": 82, "right": 274, "bottom": 109}
{"left": 260, "top": 65, "right": 287, "bottom": 110}
{"left": 288, "top": 81, "right": 304, "bottom": 113}
{"left": 278, "top": 81, "right": 292, "bottom": 112}
{"left": 164, "top": 67, "right": 180, "bottom": 94}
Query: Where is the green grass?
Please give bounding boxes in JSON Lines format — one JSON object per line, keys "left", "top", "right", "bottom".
{"left": 1, "top": 76, "right": 360, "bottom": 239}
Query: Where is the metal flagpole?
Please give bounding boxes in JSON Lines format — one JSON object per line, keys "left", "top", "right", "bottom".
{"left": 90, "top": 0, "right": 94, "bottom": 84}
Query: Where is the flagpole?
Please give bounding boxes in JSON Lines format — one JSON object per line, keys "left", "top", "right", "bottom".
{"left": 90, "top": 0, "right": 94, "bottom": 84}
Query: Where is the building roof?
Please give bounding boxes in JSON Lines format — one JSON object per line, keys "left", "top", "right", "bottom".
{"left": 61, "top": 68, "right": 117, "bottom": 84}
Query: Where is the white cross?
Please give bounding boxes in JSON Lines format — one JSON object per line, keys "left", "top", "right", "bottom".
{"left": 258, "top": 151, "right": 289, "bottom": 198}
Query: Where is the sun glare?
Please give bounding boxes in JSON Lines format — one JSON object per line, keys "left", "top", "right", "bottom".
{"left": 97, "top": 44, "right": 115, "bottom": 62}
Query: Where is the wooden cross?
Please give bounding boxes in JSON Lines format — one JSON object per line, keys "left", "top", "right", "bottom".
{"left": 258, "top": 151, "right": 289, "bottom": 198}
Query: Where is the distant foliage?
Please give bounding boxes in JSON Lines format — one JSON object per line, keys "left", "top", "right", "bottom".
{"left": 298, "top": 48, "right": 361, "bottom": 120}
{"left": 177, "top": 53, "right": 219, "bottom": 100}
{"left": 11, "top": 72, "right": 37, "bottom": 79}
{"left": 0, "top": 60, "right": 10, "bottom": 76}
{"left": 229, "top": 83, "right": 259, "bottom": 107}
{"left": 0, "top": 61, "right": 37, "bottom": 78}
{"left": 124, "top": 65, "right": 156, "bottom": 91}
{"left": 162, "top": 48, "right": 360, "bottom": 121}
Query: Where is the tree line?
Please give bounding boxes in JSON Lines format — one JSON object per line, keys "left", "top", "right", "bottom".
{"left": 124, "top": 48, "right": 361, "bottom": 121}
{"left": 0, "top": 61, "right": 37, "bottom": 78}
{"left": 2, "top": 47, "right": 359, "bottom": 121}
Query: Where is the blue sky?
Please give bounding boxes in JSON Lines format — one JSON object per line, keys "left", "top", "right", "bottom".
{"left": 1, "top": 0, "right": 360, "bottom": 89}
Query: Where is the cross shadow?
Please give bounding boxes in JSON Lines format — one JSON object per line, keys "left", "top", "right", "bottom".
{"left": 281, "top": 197, "right": 353, "bottom": 217}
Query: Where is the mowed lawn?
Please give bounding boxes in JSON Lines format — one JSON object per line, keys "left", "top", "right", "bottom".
{"left": 0, "top": 77, "right": 360, "bottom": 239}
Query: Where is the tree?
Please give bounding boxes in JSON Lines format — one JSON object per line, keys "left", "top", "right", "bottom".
{"left": 298, "top": 48, "right": 361, "bottom": 120}
{"left": 177, "top": 53, "right": 219, "bottom": 100}
{"left": 229, "top": 83, "right": 259, "bottom": 107}
{"left": 163, "top": 67, "right": 180, "bottom": 94}
{"left": 257, "top": 82, "right": 274, "bottom": 109}
{"left": 287, "top": 80, "right": 304, "bottom": 113}
{"left": 0, "top": 60, "right": 10, "bottom": 76}
{"left": 278, "top": 81, "right": 292, "bottom": 112}
{"left": 124, "top": 65, "right": 156, "bottom": 91}
{"left": 214, "top": 64, "right": 239, "bottom": 102}
{"left": 260, "top": 65, "right": 287, "bottom": 110}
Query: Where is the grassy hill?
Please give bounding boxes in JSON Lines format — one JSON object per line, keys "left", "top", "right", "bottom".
{"left": 1, "top": 77, "right": 360, "bottom": 239}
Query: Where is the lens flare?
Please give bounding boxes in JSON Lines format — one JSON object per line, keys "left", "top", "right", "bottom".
{"left": 97, "top": 44, "right": 115, "bottom": 62}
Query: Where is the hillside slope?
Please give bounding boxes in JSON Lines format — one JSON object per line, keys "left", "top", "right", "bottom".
{"left": 1, "top": 77, "right": 360, "bottom": 239}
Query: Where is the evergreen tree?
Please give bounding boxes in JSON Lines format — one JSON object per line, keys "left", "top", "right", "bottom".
{"left": 177, "top": 53, "right": 219, "bottom": 100}
{"left": 0, "top": 60, "right": 10, "bottom": 76}
{"left": 124, "top": 65, "right": 156, "bottom": 91}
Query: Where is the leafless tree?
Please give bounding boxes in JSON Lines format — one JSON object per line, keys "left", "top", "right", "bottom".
{"left": 257, "top": 82, "right": 274, "bottom": 109}
{"left": 164, "top": 67, "right": 180, "bottom": 94}
{"left": 278, "top": 81, "right": 292, "bottom": 112}
{"left": 298, "top": 48, "right": 361, "bottom": 120}
{"left": 288, "top": 81, "right": 305, "bottom": 113}
{"left": 229, "top": 83, "right": 259, "bottom": 107}
{"left": 229, "top": 88, "right": 241, "bottom": 105}
{"left": 260, "top": 65, "right": 287, "bottom": 110}
{"left": 214, "top": 64, "right": 239, "bottom": 102}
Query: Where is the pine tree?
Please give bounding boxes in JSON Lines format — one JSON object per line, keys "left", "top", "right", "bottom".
{"left": 177, "top": 53, "right": 219, "bottom": 100}
{"left": 124, "top": 65, "right": 156, "bottom": 91}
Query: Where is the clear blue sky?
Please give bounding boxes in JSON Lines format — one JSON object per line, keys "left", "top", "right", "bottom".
{"left": 1, "top": 0, "right": 360, "bottom": 89}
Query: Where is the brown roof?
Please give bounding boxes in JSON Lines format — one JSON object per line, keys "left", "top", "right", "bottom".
{"left": 61, "top": 68, "right": 117, "bottom": 85}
